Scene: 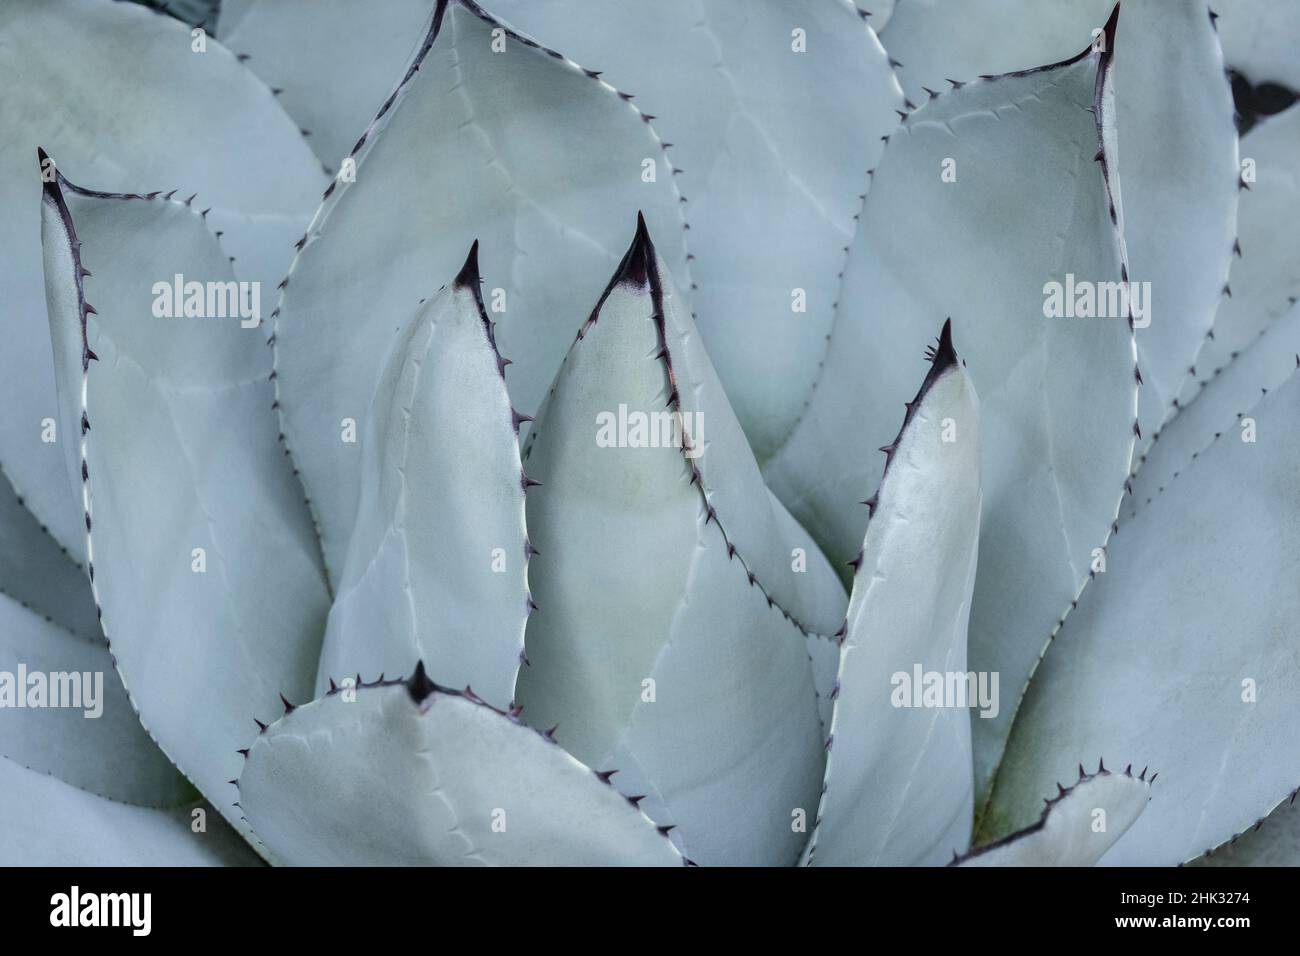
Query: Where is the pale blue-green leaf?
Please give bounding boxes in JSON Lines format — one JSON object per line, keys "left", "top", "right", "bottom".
{"left": 515, "top": 221, "right": 842, "bottom": 866}
{"left": 239, "top": 676, "right": 684, "bottom": 866}
{"left": 0, "top": 0, "right": 325, "bottom": 560}
{"left": 486, "top": 0, "right": 904, "bottom": 460}
{"left": 762, "top": 21, "right": 1135, "bottom": 812}
{"left": 878, "top": 0, "right": 1114, "bottom": 104}
{"left": 1190, "top": 789, "right": 1300, "bottom": 867}
{"left": 0, "top": 593, "right": 187, "bottom": 807}
{"left": 959, "top": 768, "right": 1151, "bottom": 866}
{"left": 273, "top": 0, "right": 688, "bottom": 583}
{"left": 40, "top": 167, "right": 330, "bottom": 843}
{"left": 1129, "top": 302, "right": 1300, "bottom": 518}
{"left": 984, "top": 369, "right": 1300, "bottom": 865}
{"left": 1211, "top": 0, "right": 1300, "bottom": 88}
{"left": 0, "top": 466, "right": 99, "bottom": 640}
{"left": 806, "top": 324, "right": 981, "bottom": 867}
{"left": 0, "top": 757, "right": 259, "bottom": 866}
{"left": 316, "top": 246, "right": 528, "bottom": 709}
{"left": 1173, "top": 104, "right": 1300, "bottom": 413}
{"left": 1115, "top": 0, "right": 1238, "bottom": 442}
{"left": 881, "top": 1, "right": 1238, "bottom": 440}
{"left": 218, "top": 0, "right": 436, "bottom": 171}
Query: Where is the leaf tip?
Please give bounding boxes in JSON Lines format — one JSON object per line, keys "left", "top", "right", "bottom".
{"left": 453, "top": 239, "right": 481, "bottom": 290}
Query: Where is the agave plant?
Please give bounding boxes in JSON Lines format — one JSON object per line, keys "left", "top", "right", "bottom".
{"left": 1, "top": 0, "right": 1297, "bottom": 867}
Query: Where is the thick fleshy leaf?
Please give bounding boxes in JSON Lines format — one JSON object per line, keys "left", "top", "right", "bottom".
{"left": 0, "top": 0, "right": 325, "bottom": 559}
{"left": 486, "top": 0, "right": 904, "bottom": 459}
{"left": 1190, "top": 789, "right": 1300, "bottom": 867}
{"left": 984, "top": 369, "right": 1300, "bottom": 865}
{"left": 1116, "top": 1, "right": 1239, "bottom": 442}
{"left": 878, "top": 0, "right": 1114, "bottom": 104}
{"left": 1212, "top": 0, "right": 1300, "bottom": 91}
{"left": 884, "top": 2, "right": 1239, "bottom": 444}
{"left": 0, "top": 467, "right": 99, "bottom": 641}
{"left": 0, "top": 581, "right": 256, "bottom": 866}
{"left": 273, "top": 0, "right": 688, "bottom": 582}
{"left": 763, "top": 13, "right": 1136, "bottom": 810}
{"left": 239, "top": 671, "right": 684, "bottom": 866}
{"left": 40, "top": 163, "right": 330, "bottom": 841}
{"left": 0, "top": 757, "right": 259, "bottom": 866}
{"left": 218, "top": 0, "right": 437, "bottom": 171}
{"left": 0, "top": 593, "right": 186, "bottom": 807}
{"left": 1171, "top": 104, "right": 1300, "bottom": 414}
{"left": 805, "top": 322, "right": 981, "bottom": 867}
{"left": 1129, "top": 302, "right": 1300, "bottom": 517}
{"left": 316, "top": 245, "right": 529, "bottom": 708}
{"left": 514, "top": 219, "right": 843, "bottom": 867}
{"left": 957, "top": 766, "right": 1152, "bottom": 867}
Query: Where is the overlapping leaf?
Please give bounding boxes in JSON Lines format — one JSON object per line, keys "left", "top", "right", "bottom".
{"left": 764, "top": 12, "right": 1136, "bottom": 811}
{"left": 985, "top": 369, "right": 1300, "bottom": 865}
{"left": 514, "top": 218, "right": 845, "bottom": 866}
{"left": 805, "top": 322, "right": 982, "bottom": 867}
{"left": 958, "top": 766, "right": 1152, "bottom": 867}
{"left": 238, "top": 670, "right": 684, "bottom": 866}
{"left": 0, "top": 592, "right": 258, "bottom": 865}
{"left": 40, "top": 163, "right": 330, "bottom": 843}
{"left": 316, "top": 244, "right": 529, "bottom": 709}
{"left": 273, "top": 0, "right": 688, "bottom": 582}
{"left": 0, "top": 0, "right": 325, "bottom": 559}
{"left": 487, "top": 0, "right": 904, "bottom": 459}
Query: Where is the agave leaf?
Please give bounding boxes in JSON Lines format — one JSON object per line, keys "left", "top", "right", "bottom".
{"left": 40, "top": 163, "right": 330, "bottom": 842}
{"left": 0, "top": 593, "right": 187, "bottom": 806}
{"left": 883, "top": 2, "right": 1238, "bottom": 443}
{"left": 316, "top": 244, "right": 529, "bottom": 709}
{"left": 1172, "top": 104, "right": 1300, "bottom": 414}
{"left": 763, "top": 12, "right": 1136, "bottom": 811}
{"left": 983, "top": 368, "right": 1300, "bottom": 865}
{"left": 514, "top": 219, "right": 842, "bottom": 866}
{"left": 273, "top": 0, "right": 688, "bottom": 582}
{"left": 1190, "top": 789, "right": 1300, "bottom": 867}
{"left": 1115, "top": 0, "right": 1239, "bottom": 442}
{"left": 0, "top": 0, "right": 325, "bottom": 560}
{"left": 878, "top": 0, "right": 1115, "bottom": 104}
{"left": 1128, "top": 302, "right": 1300, "bottom": 518}
{"left": 485, "top": 0, "right": 904, "bottom": 459}
{"left": 217, "top": 0, "right": 437, "bottom": 171}
{"left": 805, "top": 322, "right": 981, "bottom": 867}
{"left": 238, "top": 670, "right": 684, "bottom": 866}
{"left": 0, "top": 467, "right": 99, "bottom": 641}
{"left": 0, "top": 572, "right": 255, "bottom": 865}
{"left": 1212, "top": 0, "right": 1300, "bottom": 91}
{"left": 957, "top": 766, "right": 1152, "bottom": 867}
{"left": 0, "top": 757, "right": 259, "bottom": 866}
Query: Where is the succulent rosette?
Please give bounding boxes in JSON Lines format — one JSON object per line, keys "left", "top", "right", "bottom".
{"left": 0, "top": 0, "right": 1296, "bottom": 867}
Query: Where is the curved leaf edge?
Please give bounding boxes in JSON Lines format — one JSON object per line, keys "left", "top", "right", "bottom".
{"left": 918, "top": 2, "right": 1141, "bottom": 828}
{"left": 236, "top": 660, "right": 691, "bottom": 866}
{"left": 38, "top": 153, "right": 268, "bottom": 856}
{"left": 775, "top": 3, "right": 1136, "bottom": 483}
{"left": 524, "top": 212, "right": 835, "bottom": 647}
{"left": 1187, "top": 784, "right": 1300, "bottom": 865}
{"left": 956, "top": 760, "right": 1154, "bottom": 865}
{"left": 763, "top": 3, "right": 907, "bottom": 453}
{"left": 801, "top": 315, "right": 968, "bottom": 866}
{"left": 1124, "top": 354, "right": 1300, "bottom": 522}
{"left": 268, "top": 0, "right": 694, "bottom": 570}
